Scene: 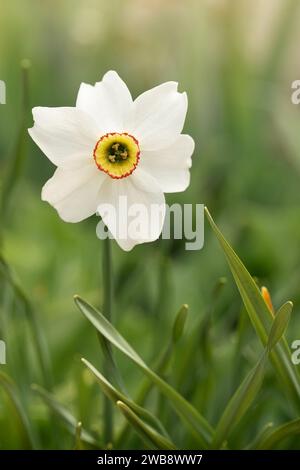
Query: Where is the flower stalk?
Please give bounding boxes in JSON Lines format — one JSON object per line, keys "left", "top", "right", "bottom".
{"left": 101, "top": 234, "right": 114, "bottom": 444}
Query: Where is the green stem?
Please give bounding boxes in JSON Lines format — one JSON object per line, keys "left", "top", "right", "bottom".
{"left": 101, "top": 234, "right": 114, "bottom": 444}
{"left": 0, "top": 255, "right": 53, "bottom": 389}
{"left": 103, "top": 235, "right": 113, "bottom": 323}
{"left": 0, "top": 60, "right": 30, "bottom": 228}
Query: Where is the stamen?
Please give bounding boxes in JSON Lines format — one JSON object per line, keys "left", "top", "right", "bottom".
{"left": 93, "top": 132, "right": 140, "bottom": 179}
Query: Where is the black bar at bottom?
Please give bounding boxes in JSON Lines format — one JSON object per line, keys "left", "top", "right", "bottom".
{"left": 0, "top": 450, "right": 299, "bottom": 467}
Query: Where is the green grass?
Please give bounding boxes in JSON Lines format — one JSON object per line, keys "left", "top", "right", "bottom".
{"left": 1, "top": 0, "right": 300, "bottom": 450}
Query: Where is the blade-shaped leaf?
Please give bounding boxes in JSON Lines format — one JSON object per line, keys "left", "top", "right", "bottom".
{"left": 75, "top": 296, "right": 143, "bottom": 365}
{"left": 0, "top": 255, "right": 53, "bottom": 389}
{"left": 205, "top": 208, "right": 300, "bottom": 408}
{"left": 267, "top": 302, "right": 292, "bottom": 351}
{"left": 115, "top": 304, "right": 189, "bottom": 448}
{"left": 116, "top": 401, "right": 177, "bottom": 450}
{"left": 211, "top": 353, "right": 268, "bottom": 449}
{"left": 247, "top": 422, "right": 274, "bottom": 450}
{"left": 211, "top": 293, "right": 291, "bottom": 449}
{"left": 81, "top": 358, "right": 169, "bottom": 438}
{"left": 172, "top": 304, "right": 188, "bottom": 344}
{"left": 74, "top": 422, "right": 83, "bottom": 450}
{"left": 32, "top": 384, "right": 99, "bottom": 448}
{"left": 74, "top": 295, "right": 213, "bottom": 448}
{"left": 257, "top": 418, "right": 300, "bottom": 449}
{"left": 0, "top": 60, "right": 30, "bottom": 222}
{"left": 0, "top": 372, "right": 35, "bottom": 449}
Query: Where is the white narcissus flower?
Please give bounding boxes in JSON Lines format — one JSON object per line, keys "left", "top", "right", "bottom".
{"left": 28, "top": 71, "right": 195, "bottom": 251}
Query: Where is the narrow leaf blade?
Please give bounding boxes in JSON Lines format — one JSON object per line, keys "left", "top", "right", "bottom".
{"left": 0, "top": 372, "right": 35, "bottom": 449}
{"left": 267, "top": 301, "right": 292, "bottom": 351}
{"left": 32, "top": 384, "right": 99, "bottom": 448}
{"left": 172, "top": 304, "right": 188, "bottom": 344}
{"left": 75, "top": 295, "right": 213, "bottom": 447}
{"left": 116, "top": 401, "right": 177, "bottom": 450}
{"left": 205, "top": 208, "right": 300, "bottom": 407}
{"left": 212, "top": 353, "right": 268, "bottom": 449}
{"left": 81, "top": 358, "right": 169, "bottom": 438}
{"left": 257, "top": 418, "right": 300, "bottom": 449}
{"left": 212, "top": 282, "right": 291, "bottom": 448}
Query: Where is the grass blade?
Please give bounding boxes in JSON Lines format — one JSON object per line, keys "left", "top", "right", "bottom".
{"left": 74, "top": 422, "right": 83, "bottom": 450}
{"left": 267, "top": 302, "right": 292, "bottom": 351}
{"left": 0, "top": 255, "right": 53, "bottom": 389}
{"left": 114, "top": 304, "right": 188, "bottom": 448}
{"left": 0, "top": 60, "right": 31, "bottom": 224}
{"left": 212, "top": 353, "right": 268, "bottom": 449}
{"left": 172, "top": 304, "right": 188, "bottom": 344}
{"left": 116, "top": 401, "right": 177, "bottom": 450}
{"left": 211, "top": 296, "right": 291, "bottom": 448}
{"left": 81, "top": 357, "right": 169, "bottom": 438}
{"left": 32, "top": 384, "right": 99, "bottom": 448}
{"left": 205, "top": 208, "right": 300, "bottom": 408}
{"left": 74, "top": 295, "right": 214, "bottom": 447}
{"left": 0, "top": 372, "right": 35, "bottom": 449}
{"left": 257, "top": 418, "right": 300, "bottom": 449}
{"left": 247, "top": 422, "right": 274, "bottom": 449}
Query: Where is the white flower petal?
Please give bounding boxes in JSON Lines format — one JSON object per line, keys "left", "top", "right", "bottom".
{"left": 42, "top": 164, "right": 106, "bottom": 222}
{"left": 29, "top": 107, "right": 99, "bottom": 169}
{"left": 97, "top": 168, "right": 166, "bottom": 251}
{"left": 139, "top": 134, "right": 195, "bottom": 193}
{"left": 128, "top": 82, "right": 188, "bottom": 151}
{"left": 76, "top": 70, "right": 133, "bottom": 133}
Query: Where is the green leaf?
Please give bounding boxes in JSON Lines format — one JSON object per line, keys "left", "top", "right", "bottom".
{"left": 116, "top": 401, "right": 177, "bottom": 450}
{"left": 0, "top": 255, "right": 53, "bottom": 389}
{"left": 74, "top": 422, "right": 83, "bottom": 450}
{"left": 101, "top": 234, "right": 114, "bottom": 444}
{"left": 0, "top": 60, "right": 31, "bottom": 223}
{"left": 211, "top": 352, "right": 268, "bottom": 449}
{"left": 74, "top": 295, "right": 213, "bottom": 448}
{"left": 257, "top": 418, "right": 300, "bottom": 449}
{"left": 81, "top": 358, "right": 169, "bottom": 438}
{"left": 115, "top": 304, "right": 189, "bottom": 448}
{"left": 172, "top": 304, "right": 188, "bottom": 344}
{"left": 0, "top": 372, "right": 35, "bottom": 449}
{"left": 267, "top": 302, "right": 292, "bottom": 351}
{"left": 205, "top": 207, "right": 300, "bottom": 408}
{"left": 174, "top": 277, "right": 226, "bottom": 394}
{"left": 211, "top": 289, "right": 291, "bottom": 449}
{"left": 75, "top": 295, "right": 143, "bottom": 365}
{"left": 32, "top": 384, "right": 99, "bottom": 448}
{"left": 247, "top": 422, "right": 274, "bottom": 449}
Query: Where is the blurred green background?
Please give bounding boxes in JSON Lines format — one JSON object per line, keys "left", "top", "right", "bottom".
{"left": 1, "top": 0, "right": 300, "bottom": 449}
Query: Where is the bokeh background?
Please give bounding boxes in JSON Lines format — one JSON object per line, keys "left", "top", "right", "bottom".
{"left": 1, "top": 0, "right": 300, "bottom": 449}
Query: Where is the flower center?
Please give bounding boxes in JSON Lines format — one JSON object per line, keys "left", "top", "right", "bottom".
{"left": 93, "top": 132, "right": 140, "bottom": 179}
